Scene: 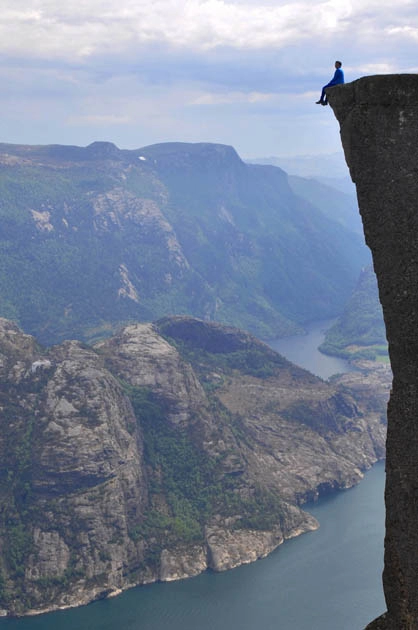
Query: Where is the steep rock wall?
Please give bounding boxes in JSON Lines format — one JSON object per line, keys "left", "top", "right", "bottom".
{"left": 328, "top": 74, "right": 418, "bottom": 629}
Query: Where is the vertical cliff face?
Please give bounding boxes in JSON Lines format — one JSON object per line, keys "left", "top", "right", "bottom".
{"left": 328, "top": 75, "right": 418, "bottom": 629}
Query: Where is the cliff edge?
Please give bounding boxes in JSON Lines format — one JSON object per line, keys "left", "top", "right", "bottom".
{"left": 328, "top": 74, "right": 418, "bottom": 629}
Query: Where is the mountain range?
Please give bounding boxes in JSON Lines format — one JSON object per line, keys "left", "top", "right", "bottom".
{"left": 0, "top": 141, "right": 369, "bottom": 345}
{"left": 246, "top": 152, "right": 352, "bottom": 180}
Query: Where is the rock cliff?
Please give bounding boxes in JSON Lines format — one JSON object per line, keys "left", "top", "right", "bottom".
{"left": 328, "top": 74, "right": 418, "bottom": 629}
{"left": 0, "top": 316, "right": 390, "bottom": 616}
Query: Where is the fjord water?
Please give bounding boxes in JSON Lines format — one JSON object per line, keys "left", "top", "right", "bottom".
{"left": 0, "top": 319, "right": 385, "bottom": 629}
{"left": 270, "top": 318, "right": 353, "bottom": 379}
{"left": 0, "top": 464, "right": 385, "bottom": 630}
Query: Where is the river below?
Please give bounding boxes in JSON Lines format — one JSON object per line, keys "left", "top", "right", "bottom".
{"left": 269, "top": 318, "right": 354, "bottom": 380}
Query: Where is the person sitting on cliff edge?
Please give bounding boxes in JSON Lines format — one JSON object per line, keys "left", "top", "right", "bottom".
{"left": 316, "top": 61, "right": 344, "bottom": 105}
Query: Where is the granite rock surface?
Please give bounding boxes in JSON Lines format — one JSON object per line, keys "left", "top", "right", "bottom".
{"left": 328, "top": 74, "right": 418, "bottom": 629}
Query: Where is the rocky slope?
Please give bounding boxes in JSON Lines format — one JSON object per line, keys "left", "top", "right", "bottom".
{"left": 0, "top": 315, "right": 390, "bottom": 616}
{"left": 320, "top": 265, "right": 387, "bottom": 362}
{"left": 0, "top": 141, "right": 369, "bottom": 344}
{"left": 328, "top": 74, "right": 418, "bottom": 629}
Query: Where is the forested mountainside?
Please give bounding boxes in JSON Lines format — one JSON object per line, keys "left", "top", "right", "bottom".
{"left": 287, "top": 174, "right": 363, "bottom": 235}
{"left": 0, "top": 315, "right": 390, "bottom": 616}
{"left": 0, "top": 141, "right": 369, "bottom": 345}
{"left": 320, "top": 266, "right": 387, "bottom": 362}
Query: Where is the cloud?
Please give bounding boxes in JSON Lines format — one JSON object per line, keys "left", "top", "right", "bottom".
{"left": 1, "top": 0, "right": 418, "bottom": 157}
{"left": 67, "top": 114, "right": 132, "bottom": 126}
{"left": 190, "top": 91, "right": 274, "bottom": 105}
{"left": 350, "top": 62, "right": 398, "bottom": 75}
{"left": 0, "top": 0, "right": 359, "bottom": 60}
{"left": 385, "top": 25, "right": 418, "bottom": 41}
{"left": 1, "top": 1, "right": 417, "bottom": 84}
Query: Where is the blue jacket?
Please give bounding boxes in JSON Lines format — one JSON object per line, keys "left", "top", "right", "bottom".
{"left": 326, "top": 67, "right": 344, "bottom": 87}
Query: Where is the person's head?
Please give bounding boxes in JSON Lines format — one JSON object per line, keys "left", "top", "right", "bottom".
{"left": 335, "top": 61, "right": 342, "bottom": 68}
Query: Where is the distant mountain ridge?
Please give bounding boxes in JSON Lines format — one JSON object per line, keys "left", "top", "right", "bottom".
{"left": 0, "top": 141, "right": 369, "bottom": 344}
{"left": 246, "top": 152, "right": 351, "bottom": 179}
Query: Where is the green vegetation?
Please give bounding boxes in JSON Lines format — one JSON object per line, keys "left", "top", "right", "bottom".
{"left": 34, "top": 557, "right": 85, "bottom": 592}
{"left": 0, "top": 570, "right": 7, "bottom": 604}
{"left": 0, "top": 369, "right": 66, "bottom": 609}
{"left": 282, "top": 394, "right": 354, "bottom": 435}
{"left": 0, "top": 390, "right": 36, "bottom": 608}
{"left": 320, "top": 266, "right": 388, "bottom": 361}
{"left": 0, "top": 142, "right": 369, "bottom": 345}
{"left": 125, "top": 385, "right": 285, "bottom": 563}
{"left": 234, "top": 488, "right": 286, "bottom": 530}
{"left": 5, "top": 522, "right": 33, "bottom": 579}
{"left": 156, "top": 317, "right": 289, "bottom": 379}
{"left": 127, "top": 386, "right": 224, "bottom": 546}
{"left": 171, "top": 342, "right": 285, "bottom": 380}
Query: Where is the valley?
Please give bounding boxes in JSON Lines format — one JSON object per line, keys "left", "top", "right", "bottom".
{"left": 0, "top": 141, "right": 369, "bottom": 345}
{"left": 0, "top": 140, "right": 389, "bottom": 619}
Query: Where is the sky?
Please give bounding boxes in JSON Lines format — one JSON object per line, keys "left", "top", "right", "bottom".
{"left": 0, "top": 0, "right": 417, "bottom": 159}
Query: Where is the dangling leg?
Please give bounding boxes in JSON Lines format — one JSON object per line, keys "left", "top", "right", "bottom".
{"left": 316, "top": 86, "right": 327, "bottom": 105}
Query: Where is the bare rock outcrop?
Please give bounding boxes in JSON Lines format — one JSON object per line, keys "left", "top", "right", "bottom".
{"left": 328, "top": 74, "right": 418, "bottom": 629}
{"left": 0, "top": 319, "right": 148, "bottom": 615}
